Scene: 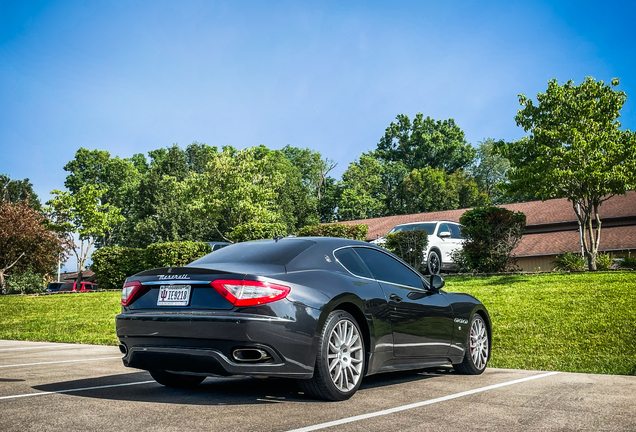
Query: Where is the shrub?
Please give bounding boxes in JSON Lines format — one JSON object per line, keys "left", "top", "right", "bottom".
{"left": 449, "top": 248, "right": 473, "bottom": 273}
{"left": 144, "top": 241, "right": 212, "bottom": 269}
{"left": 92, "top": 241, "right": 212, "bottom": 290}
{"left": 620, "top": 252, "right": 636, "bottom": 269}
{"left": 385, "top": 230, "right": 429, "bottom": 273}
{"left": 91, "top": 247, "right": 146, "bottom": 290}
{"left": 6, "top": 269, "right": 46, "bottom": 294}
{"left": 595, "top": 253, "right": 613, "bottom": 271}
{"left": 297, "top": 224, "right": 369, "bottom": 241}
{"left": 553, "top": 251, "right": 586, "bottom": 272}
{"left": 230, "top": 222, "right": 288, "bottom": 242}
{"left": 456, "top": 206, "right": 526, "bottom": 273}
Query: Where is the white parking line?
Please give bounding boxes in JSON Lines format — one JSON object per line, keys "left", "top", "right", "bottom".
{"left": 0, "top": 380, "right": 156, "bottom": 401}
{"left": 286, "top": 371, "right": 560, "bottom": 432}
{"left": 0, "top": 357, "right": 122, "bottom": 368}
{"left": 0, "top": 346, "right": 72, "bottom": 351}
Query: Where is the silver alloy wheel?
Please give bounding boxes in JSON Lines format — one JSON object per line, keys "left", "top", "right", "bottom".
{"left": 327, "top": 319, "right": 364, "bottom": 392}
{"left": 470, "top": 315, "right": 488, "bottom": 370}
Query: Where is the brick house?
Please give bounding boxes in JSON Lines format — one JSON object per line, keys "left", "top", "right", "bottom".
{"left": 339, "top": 191, "right": 636, "bottom": 272}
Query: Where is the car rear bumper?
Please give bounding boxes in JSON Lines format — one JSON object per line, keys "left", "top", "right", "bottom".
{"left": 116, "top": 309, "right": 320, "bottom": 379}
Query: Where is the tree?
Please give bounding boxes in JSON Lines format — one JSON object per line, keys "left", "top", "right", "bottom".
{"left": 498, "top": 77, "right": 636, "bottom": 270}
{"left": 376, "top": 113, "right": 476, "bottom": 173}
{"left": 317, "top": 177, "right": 341, "bottom": 223}
{"left": 63, "top": 148, "right": 142, "bottom": 246}
{"left": 0, "top": 199, "right": 65, "bottom": 293}
{"left": 471, "top": 139, "right": 511, "bottom": 204}
{"left": 117, "top": 144, "right": 220, "bottom": 247}
{"left": 281, "top": 145, "right": 338, "bottom": 222}
{"left": 185, "top": 147, "right": 285, "bottom": 241}
{"left": 400, "top": 167, "right": 489, "bottom": 214}
{"left": 47, "top": 184, "right": 125, "bottom": 284}
{"left": 0, "top": 174, "right": 41, "bottom": 211}
{"left": 253, "top": 146, "right": 320, "bottom": 232}
{"left": 337, "top": 153, "right": 386, "bottom": 221}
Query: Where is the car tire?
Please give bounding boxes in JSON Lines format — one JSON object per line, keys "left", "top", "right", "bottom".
{"left": 453, "top": 314, "right": 490, "bottom": 375}
{"left": 299, "top": 310, "right": 365, "bottom": 401}
{"left": 427, "top": 250, "right": 442, "bottom": 275}
{"left": 149, "top": 370, "right": 206, "bottom": 388}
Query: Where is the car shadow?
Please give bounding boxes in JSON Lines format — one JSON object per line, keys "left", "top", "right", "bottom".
{"left": 32, "top": 367, "right": 452, "bottom": 406}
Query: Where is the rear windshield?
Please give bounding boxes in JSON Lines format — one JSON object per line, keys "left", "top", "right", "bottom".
{"left": 188, "top": 239, "right": 315, "bottom": 267}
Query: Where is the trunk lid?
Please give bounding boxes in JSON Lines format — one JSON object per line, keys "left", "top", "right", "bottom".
{"left": 125, "top": 267, "right": 245, "bottom": 311}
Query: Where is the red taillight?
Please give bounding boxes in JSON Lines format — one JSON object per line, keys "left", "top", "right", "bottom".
{"left": 121, "top": 280, "right": 148, "bottom": 306}
{"left": 210, "top": 279, "right": 291, "bottom": 307}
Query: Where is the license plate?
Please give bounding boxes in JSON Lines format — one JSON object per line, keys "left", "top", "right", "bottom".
{"left": 157, "top": 285, "right": 191, "bottom": 306}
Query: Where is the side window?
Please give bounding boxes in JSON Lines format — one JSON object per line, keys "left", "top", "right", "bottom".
{"left": 334, "top": 248, "right": 373, "bottom": 278}
{"left": 438, "top": 223, "right": 450, "bottom": 236}
{"left": 354, "top": 248, "right": 424, "bottom": 289}
{"left": 449, "top": 224, "right": 464, "bottom": 239}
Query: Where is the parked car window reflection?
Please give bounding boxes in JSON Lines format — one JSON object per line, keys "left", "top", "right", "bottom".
{"left": 449, "top": 224, "right": 464, "bottom": 239}
{"left": 438, "top": 223, "right": 450, "bottom": 235}
{"left": 334, "top": 248, "right": 372, "bottom": 278}
{"left": 354, "top": 248, "right": 424, "bottom": 289}
{"left": 412, "top": 223, "right": 436, "bottom": 235}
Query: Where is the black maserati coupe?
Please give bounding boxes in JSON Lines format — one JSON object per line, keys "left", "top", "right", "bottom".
{"left": 116, "top": 237, "right": 491, "bottom": 400}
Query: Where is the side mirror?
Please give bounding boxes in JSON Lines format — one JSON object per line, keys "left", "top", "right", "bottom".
{"left": 429, "top": 274, "right": 445, "bottom": 293}
{"left": 438, "top": 231, "right": 451, "bottom": 238}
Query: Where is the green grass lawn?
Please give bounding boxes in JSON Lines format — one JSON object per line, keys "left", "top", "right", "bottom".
{"left": 0, "top": 292, "right": 121, "bottom": 345}
{"left": 0, "top": 272, "right": 634, "bottom": 375}
{"left": 445, "top": 272, "right": 636, "bottom": 376}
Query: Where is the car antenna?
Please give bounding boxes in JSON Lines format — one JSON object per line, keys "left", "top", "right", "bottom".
{"left": 273, "top": 235, "right": 284, "bottom": 242}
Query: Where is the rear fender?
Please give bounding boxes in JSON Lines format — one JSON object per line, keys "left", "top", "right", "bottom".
{"left": 313, "top": 294, "right": 375, "bottom": 373}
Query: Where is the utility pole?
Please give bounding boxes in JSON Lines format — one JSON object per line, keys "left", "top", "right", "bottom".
{"left": 57, "top": 254, "right": 61, "bottom": 282}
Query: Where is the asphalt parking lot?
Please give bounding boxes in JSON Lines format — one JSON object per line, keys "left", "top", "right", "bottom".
{"left": 1, "top": 340, "right": 635, "bottom": 431}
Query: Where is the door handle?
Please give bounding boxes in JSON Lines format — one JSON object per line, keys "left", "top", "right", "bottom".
{"left": 389, "top": 293, "right": 403, "bottom": 302}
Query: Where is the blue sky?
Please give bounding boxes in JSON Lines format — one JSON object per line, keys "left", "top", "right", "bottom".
{"left": 1, "top": 0, "right": 635, "bottom": 204}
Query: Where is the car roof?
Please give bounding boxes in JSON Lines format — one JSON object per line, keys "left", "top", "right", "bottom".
{"left": 394, "top": 220, "right": 459, "bottom": 227}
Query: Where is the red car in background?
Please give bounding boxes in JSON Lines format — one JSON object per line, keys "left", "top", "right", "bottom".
{"left": 46, "top": 282, "right": 99, "bottom": 293}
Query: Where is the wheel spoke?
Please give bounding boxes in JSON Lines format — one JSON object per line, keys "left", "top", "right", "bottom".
{"left": 329, "top": 358, "right": 339, "bottom": 371}
{"left": 349, "top": 333, "right": 359, "bottom": 347}
{"left": 332, "top": 363, "right": 342, "bottom": 382}
{"left": 346, "top": 322, "right": 354, "bottom": 345}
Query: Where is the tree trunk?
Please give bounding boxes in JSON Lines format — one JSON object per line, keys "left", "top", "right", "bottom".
{"left": 586, "top": 203, "right": 599, "bottom": 271}
{"left": 0, "top": 271, "right": 5, "bottom": 295}
{"left": 76, "top": 267, "right": 83, "bottom": 286}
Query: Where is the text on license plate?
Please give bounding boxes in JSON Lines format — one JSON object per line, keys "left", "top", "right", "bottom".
{"left": 157, "top": 285, "right": 191, "bottom": 306}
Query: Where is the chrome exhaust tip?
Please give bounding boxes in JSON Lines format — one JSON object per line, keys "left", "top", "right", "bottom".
{"left": 119, "top": 344, "right": 128, "bottom": 355}
{"left": 232, "top": 348, "right": 272, "bottom": 363}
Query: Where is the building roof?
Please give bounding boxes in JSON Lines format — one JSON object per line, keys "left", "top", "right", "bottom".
{"left": 60, "top": 269, "right": 95, "bottom": 282}
{"left": 338, "top": 190, "right": 636, "bottom": 257}
{"left": 516, "top": 225, "right": 636, "bottom": 257}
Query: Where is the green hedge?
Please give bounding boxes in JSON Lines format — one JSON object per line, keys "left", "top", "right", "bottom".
{"left": 91, "top": 247, "right": 146, "bottom": 290}
{"left": 91, "top": 241, "right": 211, "bottom": 290}
{"left": 230, "top": 222, "right": 288, "bottom": 242}
{"left": 297, "top": 223, "right": 368, "bottom": 241}
{"left": 144, "top": 241, "right": 212, "bottom": 268}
